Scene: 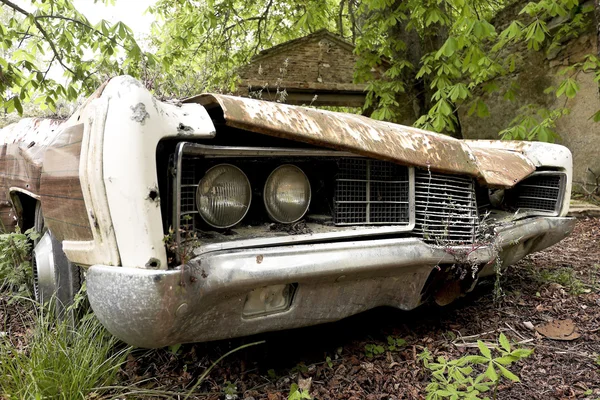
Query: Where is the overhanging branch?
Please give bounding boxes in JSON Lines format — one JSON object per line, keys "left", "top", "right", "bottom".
{"left": 0, "top": 0, "right": 76, "bottom": 74}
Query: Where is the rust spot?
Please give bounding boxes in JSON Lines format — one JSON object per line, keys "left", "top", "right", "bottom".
{"left": 189, "top": 275, "right": 197, "bottom": 283}
{"left": 256, "top": 254, "right": 264, "bottom": 264}
{"left": 187, "top": 94, "right": 536, "bottom": 187}
{"left": 434, "top": 280, "right": 462, "bottom": 306}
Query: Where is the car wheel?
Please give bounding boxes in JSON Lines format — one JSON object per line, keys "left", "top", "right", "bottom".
{"left": 32, "top": 202, "right": 81, "bottom": 320}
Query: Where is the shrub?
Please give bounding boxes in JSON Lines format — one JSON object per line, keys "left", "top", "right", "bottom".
{"left": 420, "top": 333, "right": 533, "bottom": 400}
{"left": 0, "top": 228, "right": 37, "bottom": 298}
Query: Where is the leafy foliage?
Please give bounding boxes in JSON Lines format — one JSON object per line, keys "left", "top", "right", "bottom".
{"left": 0, "top": 0, "right": 153, "bottom": 114}
{"left": 288, "top": 383, "right": 312, "bottom": 400}
{"left": 420, "top": 333, "right": 533, "bottom": 400}
{"left": 365, "top": 335, "right": 407, "bottom": 357}
{"left": 499, "top": 105, "right": 567, "bottom": 142}
{"left": 364, "top": 343, "right": 386, "bottom": 358}
{"left": 1, "top": 0, "right": 599, "bottom": 143}
{"left": 0, "top": 227, "right": 38, "bottom": 298}
{"left": 147, "top": 0, "right": 345, "bottom": 98}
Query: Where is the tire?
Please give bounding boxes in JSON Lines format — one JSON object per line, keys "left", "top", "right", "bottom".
{"left": 32, "top": 202, "right": 81, "bottom": 321}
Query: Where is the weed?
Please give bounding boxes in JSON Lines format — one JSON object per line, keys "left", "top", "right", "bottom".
{"left": 536, "top": 267, "right": 587, "bottom": 295}
{"left": 0, "top": 228, "right": 38, "bottom": 298}
{"left": 0, "top": 300, "right": 132, "bottom": 399}
{"left": 420, "top": 333, "right": 533, "bottom": 399}
{"left": 365, "top": 336, "right": 407, "bottom": 358}
{"left": 326, "top": 356, "right": 333, "bottom": 368}
{"left": 267, "top": 368, "right": 278, "bottom": 380}
{"left": 364, "top": 343, "right": 385, "bottom": 358}
{"left": 290, "top": 362, "right": 309, "bottom": 374}
{"left": 222, "top": 380, "right": 238, "bottom": 399}
{"left": 387, "top": 335, "right": 408, "bottom": 351}
{"left": 184, "top": 341, "right": 265, "bottom": 399}
{"left": 168, "top": 343, "right": 182, "bottom": 355}
{"left": 288, "top": 383, "right": 312, "bottom": 400}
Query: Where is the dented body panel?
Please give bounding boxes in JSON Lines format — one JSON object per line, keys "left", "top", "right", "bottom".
{"left": 190, "top": 94, "right": 536, "bottom": 187}
{"left": 0, "top": 76, "right": 575, "bottom": 348}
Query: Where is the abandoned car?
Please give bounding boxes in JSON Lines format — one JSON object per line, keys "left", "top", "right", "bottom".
{"left": 0, "top": 76, "right": 574, "bottom": 348}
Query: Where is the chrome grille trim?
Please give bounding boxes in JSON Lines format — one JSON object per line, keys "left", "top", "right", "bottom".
{"left": 414, "top": 169, "right": 479, "bottom": 244}
{"left": 512, "top": 172, "right": 565, "bottom": 215}
{"left": 180, "top": 157, "right": 199, "bottom": 232}
{"left": 170, "top": 143, "right": 416, "bottom": 260}
{"left": 333, "top": 158, "right": 413, "bottom": 226}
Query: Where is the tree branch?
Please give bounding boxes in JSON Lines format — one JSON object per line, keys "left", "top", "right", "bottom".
{"left": 35, "top": 14, "right": 127, "bottom": 50}
{"left": 0, "top": 0, "right": 75, "bottom": 74}
{"left": 252, "top": 0, "right": 274, "bottom": 55}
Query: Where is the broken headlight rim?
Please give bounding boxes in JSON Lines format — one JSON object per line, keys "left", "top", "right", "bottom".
{"left": 196, "top": 163, "right": 252, "bottom": 228}
{"left": 488, "top": 188, "right": 505, "bottom": 208}
{"left": 263, "top": 164, "right": 311, "bottom": 224}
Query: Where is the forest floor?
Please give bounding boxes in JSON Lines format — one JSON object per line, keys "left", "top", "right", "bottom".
{"left": 2, "top": 218, "right": 599, "bottom": 399}
{"left": 118, "top": 217, "right": 600, "bottom": 400}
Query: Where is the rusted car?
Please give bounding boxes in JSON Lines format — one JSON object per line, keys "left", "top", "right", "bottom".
{"left": 0, "top": 76, "right": 574, "bottom": 348}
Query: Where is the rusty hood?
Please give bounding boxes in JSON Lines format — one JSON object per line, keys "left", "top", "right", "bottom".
{"left": 186, "top": 94, "right": 535, "bottom": 187}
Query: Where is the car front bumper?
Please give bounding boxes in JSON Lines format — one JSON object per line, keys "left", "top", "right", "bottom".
{"left": 87, "top": 216, "right": 575, "bottom": 348}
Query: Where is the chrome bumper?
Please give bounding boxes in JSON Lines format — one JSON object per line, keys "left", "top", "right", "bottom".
{"left": 87, "top": 217, "right": 575, "bottom": 348}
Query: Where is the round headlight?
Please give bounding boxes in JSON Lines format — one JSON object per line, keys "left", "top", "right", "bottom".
{"left": 196, "top": 164, "right": 251, "bottom": 228}
{"left": 264, "top": 165, "right": 311, "bottom": 223}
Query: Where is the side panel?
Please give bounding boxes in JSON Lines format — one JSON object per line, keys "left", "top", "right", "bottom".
{"left": 40, "top": 124, "right": 93, "bottom": 241}
{"left": 0, "top": 144, "right": 42, "bottom": 231}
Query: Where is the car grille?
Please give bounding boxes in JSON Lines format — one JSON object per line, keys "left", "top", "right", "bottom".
{"left": 172, "top": 146, "right": 482, "bottom": 247}
{"left": 414, "top": 169, "right": 479, "bottom": 244}
{"left": 333, "top": 158, "right": 410, "bottom": 225}
{"left": 179, "top": 156, "right": 200, "bottom": 232}
{"left": 512, "top": 173, "right": 564, "bottom": 214}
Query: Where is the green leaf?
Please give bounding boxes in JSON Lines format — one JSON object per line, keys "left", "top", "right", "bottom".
{"left": 591, "top": 110, "right": 600, "bottom": 122}
{"left": 485, "top": 362, "right": 498, "bottom": 382}
{"left": 510, "top": 349, "right": 534, "bottom": 358}
{"left": 499, "top": 333, "right": 510, "bottom": 352}
{"left": 476, "top": 100, "right": 490, "bottom": 117}
{"left": 477, "top": 341, "right": 492, "bottom": 359}
{"left": 463, "top": 355, "right": 489, "bottom": 364}
{"left": 497, "top": 364, "right": 520, "bottom": 382}
{"left": 13, "top": 97, "right": 23, "bottom": 115}
{"left": 494, "top": 355, "right": 518, "bottom": 366}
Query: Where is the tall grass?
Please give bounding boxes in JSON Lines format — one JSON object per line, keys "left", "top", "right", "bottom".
{"left": 0, "top": 226, "right": 132, "bottom": 399}
{"left": 0, "top": 299, "right": 131, "bottom": 399}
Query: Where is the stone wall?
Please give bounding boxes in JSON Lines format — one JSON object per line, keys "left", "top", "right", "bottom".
{"left": 459, "top": 8, "right": 600, "bottom": 193}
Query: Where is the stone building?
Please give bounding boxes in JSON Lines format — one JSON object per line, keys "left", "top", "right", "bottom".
{"left": 237, "top": 29, "right": 368, "bottom": 107}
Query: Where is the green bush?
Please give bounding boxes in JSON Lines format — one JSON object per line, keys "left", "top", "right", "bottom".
{"left": 0, "top": 228, "right": 37, "bottom": 297}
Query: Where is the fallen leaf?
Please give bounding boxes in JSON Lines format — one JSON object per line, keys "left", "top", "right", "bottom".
{"left": 523, "top": 321, "right": 535, "bottom": 331}
{"left": 298, "top": 377, "right": 312, "bottom": 392}
{"left": 535, "top": 319, "right": 581, "bottom": 341}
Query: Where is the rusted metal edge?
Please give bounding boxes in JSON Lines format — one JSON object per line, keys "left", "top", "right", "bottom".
{"left": 186, "top": 94, "right": 535, "bottom": 187}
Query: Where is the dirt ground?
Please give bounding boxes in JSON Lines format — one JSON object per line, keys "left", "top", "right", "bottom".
{"left": 116, "top": 217, "right": 600, "bottom": 399}
{"left": 2, "top": 218, "right": 599, "bottom": 399}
